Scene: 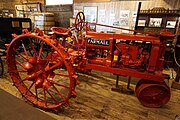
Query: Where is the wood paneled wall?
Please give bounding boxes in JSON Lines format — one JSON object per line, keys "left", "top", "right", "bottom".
{"left": 74, "top": 1, "right": 140, "bottom": 32}
{"left": 0, "top": 0, "right": 180, "bottom": 29}
{"left": 74, "top": 0, "right": 111, "bottom": 3}
{"left": 74, "top": 0, "right": 180, "bottom": 9}
{"left": 141, "top": 0, "right": 180, "bottom": 9}
{"left": 74, "top": 0, "right": 180, "bottom": 32}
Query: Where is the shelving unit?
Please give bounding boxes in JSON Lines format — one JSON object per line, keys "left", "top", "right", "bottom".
{"left": 136, "top": 7, "right": 180, "bottom": 34}
{"left": 135, "top": 7, "right": 180, "bottom": 67}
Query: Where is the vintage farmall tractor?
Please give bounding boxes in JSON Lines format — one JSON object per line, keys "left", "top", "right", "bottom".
{"left": 6, "top": 12, "right": 175, "bottom": 110}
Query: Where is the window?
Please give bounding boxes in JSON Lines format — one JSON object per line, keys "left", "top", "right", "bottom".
{"left": 12, "top": 21, "right": 20, "bottom": 27}
{"left": 45, "top": 0, "right": 73, "bottom": 5}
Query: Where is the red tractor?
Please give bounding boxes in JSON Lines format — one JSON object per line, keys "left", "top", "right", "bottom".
{"left": 6, "top": 12, "right": 174, "bottom": 110}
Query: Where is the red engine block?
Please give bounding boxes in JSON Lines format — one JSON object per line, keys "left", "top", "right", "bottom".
{"left": 115, "top": 43, "right": 149, "bottom": 69}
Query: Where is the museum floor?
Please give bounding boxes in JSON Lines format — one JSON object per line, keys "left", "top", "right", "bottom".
{"left": 0, "top": 63, "right": 180, "bottom": 120}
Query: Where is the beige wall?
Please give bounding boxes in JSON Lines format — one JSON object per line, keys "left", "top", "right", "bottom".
{"left": 74, "top": 0, "right": 180, "bottom": 32}
{"left": 0, "top": 0, "right": 179, "bottom": 28}
{"left": 74, "top": 0, "right": 180, "bottom": 10}
{"left": 141, "top": 0, "right": 180, "bottom": 9}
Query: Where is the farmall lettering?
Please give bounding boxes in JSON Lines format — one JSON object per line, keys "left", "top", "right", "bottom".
{"left": 87, "top": 38, "right": 110, "bottom": 46}
{"left": 5, "top": 11, "right": 175, "bottom": 110}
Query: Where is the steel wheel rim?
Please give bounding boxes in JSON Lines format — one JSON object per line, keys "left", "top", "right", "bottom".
{"left": 6, "top": 34, "right": 76, "bottom": 109}
{"left": 135, "top": 79, "right": 147, "bottom": 93}
{"left": 136, "top": 83, "right": 170, "bottom": 108}
{"left": 75, "top": 12, "right": 85, "bottom": 31}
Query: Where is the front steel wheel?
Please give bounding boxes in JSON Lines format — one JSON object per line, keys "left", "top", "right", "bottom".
{"left": 6, "top": 33, "right": 78, "bottom": 109}
{"left": 135, "top": 80, "right": 170, "bottom": 108}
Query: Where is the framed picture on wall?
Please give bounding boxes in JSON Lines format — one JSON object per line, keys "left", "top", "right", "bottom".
{"left": 138, "top": 20, "right": 146, "bottom": 26}
{"left": 84, "top": 6, "right": 98, "bottom": 23}
{"left": 166, "top": 21, "right": 176, "bottom": 28}
{"left": 15, "top": 3, "right": 41, "bottom": 18}
{"left": 149, "top": 18, "right": 162, "bottom": 27}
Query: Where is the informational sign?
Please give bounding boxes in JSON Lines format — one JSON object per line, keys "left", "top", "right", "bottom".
{"left": 120, "top": 10, "right": 130, "bottom": 18}
{"left": 84, "top": 6, "right": 98, "bottom": 23}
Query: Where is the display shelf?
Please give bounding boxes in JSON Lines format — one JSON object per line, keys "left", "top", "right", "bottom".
{"left": 135, "top": 7, "right": 180, "bottom": 67}
{"left": 136, "top": 7, "right": 180, "bottom": 34}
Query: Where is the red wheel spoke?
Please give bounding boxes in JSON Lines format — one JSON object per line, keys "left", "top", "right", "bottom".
{"left": 21, "top": 40, "right": 29, "bottom": 58}
{"left": 13, "top": 48, "right": 28, "bottom": 61}
{"left": 46, "top": 89, "right": 59, "bottom": 104}
{"left": 35, "top": 87, "right": 38, "bottom": 101}
{"left": 47, "top": 62, "right": 62, "bottom": 71}
{"left": 49, "top": 80, "right": 70, "bottom": 89}
{"left": 52, "top": 84, "right": 65, "bottom": 101}
{"left": 28, "top": 37, "right": 37, "bottom": 56}
{"left": 20, "top": 78, "right": 28, "bottom": 83}
{"left": 15, "top": 59, "right": 26, "bottom": 69}
{"left": 38, "top": 41, "right": 44, "bottom": 61}
{"left": 49, "top": 52, "right": 53, "bottom": 61}
{"left": 43, "top": 88, "right": 47, "bottom": 106}
{"left": 25, "top": 81, "right": 35, "bottom": 95}
{"left": 55, "top": 73, "right": 70, "bottom": 77}
{"left": 7, "top": 34, "right": 75, "bottom": 109}
{"left": 44, "top": 50, "right": 54, "bottom": 61}
{"left": 9, "top": 70, "right": 27, "bottom": 73}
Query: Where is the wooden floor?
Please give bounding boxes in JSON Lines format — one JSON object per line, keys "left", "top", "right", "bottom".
{"left": 0, "top": 65, "right": 180, "bottom": 120}
{"left": 0, "top": 88, "right": 56, "bottom": 120}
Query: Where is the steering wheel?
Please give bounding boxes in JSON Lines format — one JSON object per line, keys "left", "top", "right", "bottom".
{"left": 75, "top": 12, "right": 85, "bottom": 31}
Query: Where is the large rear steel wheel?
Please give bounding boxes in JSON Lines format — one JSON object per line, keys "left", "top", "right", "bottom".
{"left": 6, "top": 33, "right": 78, "bottom": 109}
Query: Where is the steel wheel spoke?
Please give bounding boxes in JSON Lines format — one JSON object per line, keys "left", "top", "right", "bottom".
{"left": 13, "top": 48, "right": 28, "bottom": 61}
{"left": 46, "top": 89, "right": 59, "bottom": 104}
{"left": 38, "top": 41, "right": 44, "bottom": 61}
{"left": 9, "top": 70, "right": 27, "bottom": 73}
{"left": 20, "top": 78, "right": 27, "bottom": 83}
{"left": 7, "top": 34, "right": 75, "bottom": 109}
{"left": 25, "top": 81, "right": 35, "bottom": 95}
{"left": 55, "top": 73, "right": 69, "bottom": 77}
{"left": 15, "top": 59, "right": 26, "bottom": 69}
{"left": 35, "top": 87, "right": 38, "bottom": 101}
{"left": 49, "top": 80, "right": 70, "bottom": 89}
{"left": 47, "top": 62, "right": 62, "bottom": 71}
{"left": 28, "top": 37, "right": 37, "bottom": 56}
{"left": 21, "top": 40, "right": 29, "bottom": 58}
{"left": 52, "top": 84, "right": 66, "bottom": 101}
{"left": 43, "top": 88, "right": 47, "bottom": 106}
